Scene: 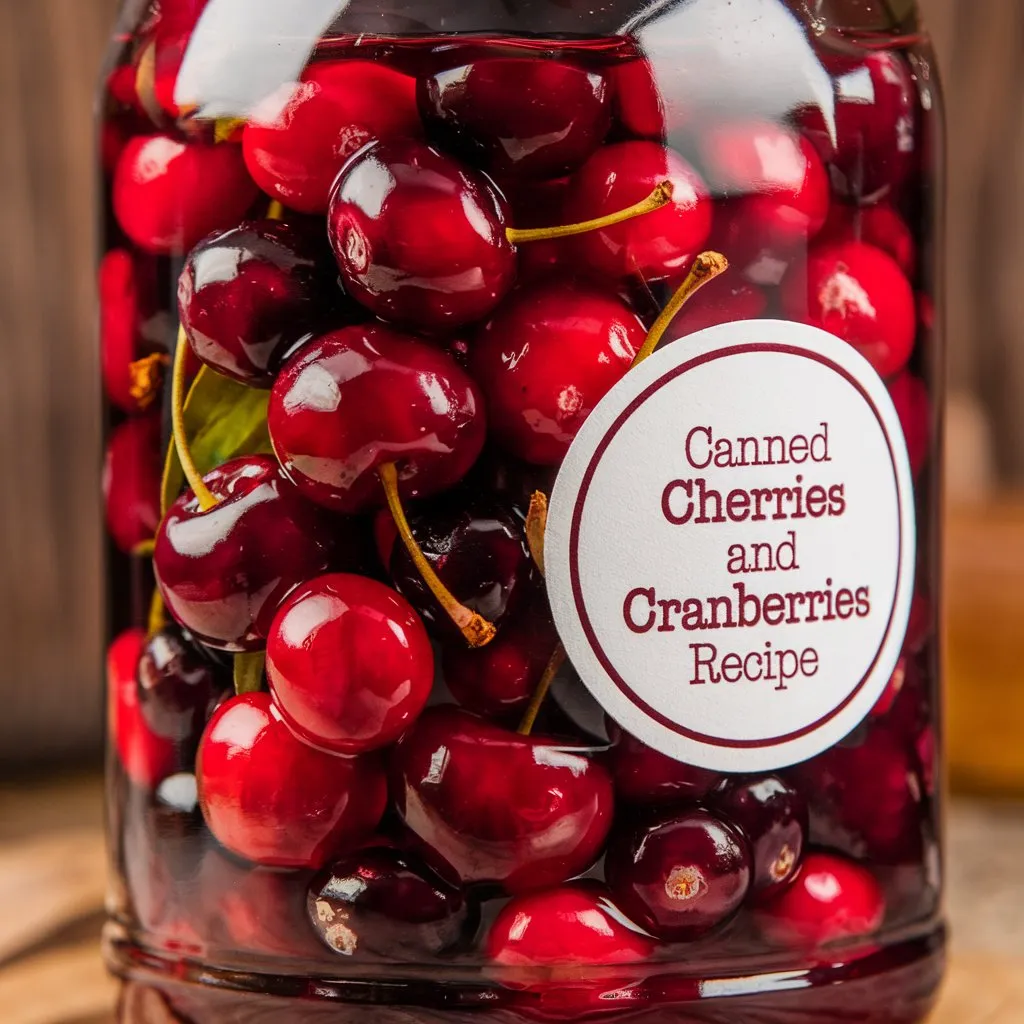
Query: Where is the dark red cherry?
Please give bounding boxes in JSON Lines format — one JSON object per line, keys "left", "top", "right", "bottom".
{"left": 178, "top": 219, "right": 338, "bottom": 387}
{"left": 562, "top": 141, "right": 712, "bottom": 282}
{"left": 109, "top": 629, "right": 180, "bottom": 790}
{"left": 418, "top": 59, "right": 611, "bottom": 182}
{"left": 818, "top": 202, "right": 917, "bottom": 279}
{"left": 269, "top": 325, "right": 486, "bottom": 514}
{"left": 266, "top": 573, "right": 434, "bottom": 755}
{"left": 755, "top": 852, "right": 885, "bottom": 949}
{"left": 486, "top": 884, "right": 655, "bottom": 966}
{"left": 612, "top": 57, "right": 666, "bottom": 140}
{"left": 709, "top": 776, "right": 807, "bottom": 899}
{"left": 469, "top": 280, "right": 646, "bottom": 465}
{"left": 103, "top": 413, "right": 163, "bottom": 555}
{"left": 391, "top": 706, "right": 614, "bottom": 892}
{"left": 504, "top": 177, "right": 574, "bottom": 283}
{"left": 153, "top": 455, "right": 340, "bottom": 652}
{"left": 870, "top": 657, "right": 908, "bottom": 719}
{"left": 605, "top": 723, "right": 721, "bottom": 807}
{"left": 198, "top": 692, "right": 386, "bottom": 869}
{"left": 606, "top": 809, "right": 751, "bottom": 941}
{"left": 889, "top": 371, "right": 931, "bottom": 478}
{"left": 308, "top": 847, "right": 469, "bottom": 959}
{"left": 243, "top": 61, "right": 421, "bottom": 215}
{"left": 113, "top": 134, "right": 258, "bottom": 255}
{"left": 662, "top": 274, "right": 769, "bottom": 343}
{"left": 780, "top": 240, "right": 916, "bottom": 378}
{"left": 328, "top": 138, "right": 516, "bottom": 332}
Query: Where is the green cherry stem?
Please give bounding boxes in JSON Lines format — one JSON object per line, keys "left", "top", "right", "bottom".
{"left": 171, "top": 326, "right": 219, "bottom": 511}
{"left": 266, "top": 200, "right": 285, "bottom": 221}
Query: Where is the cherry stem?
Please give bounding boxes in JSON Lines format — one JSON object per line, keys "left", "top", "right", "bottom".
{"left": 171, "top": 326, "right": 219, "bottom": 511}
{"left": 378, "top": 462, "right": 497, "bottom": 648}
{"left": 525, "top": 491, "right": 548, "bottom": 576}
{"left": 506, "top": 181, "right": 674, "bottom": 245}
{"left": 518, "top": 644, "right": 566, "bottom": 736}
{"left": 266, "top": 200, "right": 285, "bottom": 221}
{"left": 234, "top": 651, "right": 266, "bottom": 696}
{"left": 132, "top": 539, "right": 156, "bottom": 558}
{"left": 147, "top": 587, "right": 166, "bottom": 639}
{"left": 631, "top": 251, "right": 729, "bottom": 367}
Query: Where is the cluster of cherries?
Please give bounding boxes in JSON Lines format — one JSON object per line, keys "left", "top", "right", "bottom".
{"left": 102, "top": 4, "right": 937, "bottom": 1002}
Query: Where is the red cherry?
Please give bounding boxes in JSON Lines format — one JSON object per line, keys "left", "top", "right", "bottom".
{"left": 889, "top": 371, "right": 930, "bottom": 478}
{"left": 109, "top": 629, "right": 179, "bottom": 790}
{"left": 154, "top": 455, "right": 340, "bottom": 651}
{"left": 561, "top": 141, "right": 712, "bottom": 282}
{"left": 113, "top": 134, "right": 258, "bottom": 255}
{"left": 469, "top": 280, "right": 646, "bottom": 465}
{"left": 391, "top": 706, "right": 614, "bottom": 892}
{"left": 197, "top": 692, "right": 386, "bottom": 869}
{"left": 243, "top": 61, "right": 421, "bottom": 215}
{"left": 269, "top": 325, "right": 486, "bottom": 514}
{"left": 780, "top": 240, "right": 916, "bottom": 378}
{"left": 418, "top": 59, "right": 612, "bottom": 182}
{"left": 662, "top": 274, "right": 769, "bottom": 343}
{"left": 103, "top": 413, "right": 162, "bottom": 555}
{"left": 755, "top": 852, "right": 885, "bottom": 948}
{"left": 870, "top": 656, "right": 908, "bottom": 719}
{"left": 818, "top": 202, "right": 917, "bottom": 279}
{"left": 611, "top": 57, "right": 665, "bottom": 140}
{"left": 142, "top": 0, "right": 209, "bottom": 120}
{"left": 266, "top": 573, "right": 434, "bottom": 755}
{"left": 605, "top": 723, "right": 720, "bottom": 806}
{"left": 486, "top": 884, "right": 656, "bottom": 966}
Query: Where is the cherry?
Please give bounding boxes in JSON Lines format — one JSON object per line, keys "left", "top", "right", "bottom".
{"left": 178, "top": 219, "right": 339, "bottom": 387}
{"left": 243, "top": 61, "right": 421, "bottom": 215}
{"left": 612, "top": 57, "right": 666, "bottom": 140}
{"left": 103, "top": 413, "right": 163, "bottom": 555}
{"left": 137, "top": 0, "right": 208, "bottom": 121}
{"left": 468, "top": 280, "right": 646, "bottom": 465}
{"left": 153, "top": 454, "right": 340, "bottom": 651}
{"left": 606, "top": 809, "right": 751, "bottom": 940}
{"left": 605, "top": 723, "right": 720, "bottom": 807}
{"left": 266, "top": 573, "right": 434, "bottom": 755}
{"left": 818, "top": 202, "right": 917, "bottom": 279}
{"left": 269, "top": 325, "right": 487, "bottom": 515}
{"left": 112, "top": 134, "right": 258, "bottom": 255}
{"left": 308, "top": 846, "right": 469, "bottom": 959}
{"left": 197, "top": 692, "right": 386, "bottom": 869}
{"left": 755, "top": 853, "right": 885, "bottom": 949}
{"left": 870, "top": 656, "right": 908, "bottom": 719}
{"left": 780, "top": 240, "right": 916, "bottom": 378}
{"left": 486, "top": 884, "right": 656, "bottom": 966}
{"left": 889, "top": 371, "right": 931, "bottom": 478}
{"left": 109, "top": 629, "right": 179, "bottom": 790}
{"left": 418, "top": 58, "right": 612, "bottom": 182}
{"left": 561, "top": 141, "right": 712, "bottom": 282}
{"left": 391, "top": 706, "right": 614, "bottom": 892}
{"left": 661, "top": 274, "right": 769, "bottom": 344}
{"left": 505, "top": 177, "right": 574, "bottom": 283}
{"left": 709, "top": 776, "right": 807, "bottom": 899}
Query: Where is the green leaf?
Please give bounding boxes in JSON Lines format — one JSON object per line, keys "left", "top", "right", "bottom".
{"left": 234, "top": 652, "right": 266, "bottom": 696}
{"left": 161, "top": 366, "right": 273, "bottom": 514}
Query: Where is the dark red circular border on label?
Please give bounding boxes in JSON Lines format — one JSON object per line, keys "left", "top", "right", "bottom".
{"left": 568, "top": 342, "right": 906, "bottom": 749}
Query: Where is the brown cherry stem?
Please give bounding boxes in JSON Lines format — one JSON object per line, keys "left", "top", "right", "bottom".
{"left": 506, "top": 181, "right": 674, "bottom": 245}
{"left": 518, "top": 644, "right": 567, "bottom": 736}
{"left": 631, "top": 251, "right": 730, "bottom": 367}
{"left": 378, "top": 462, "right": 496, "bottom": 648}
{"left": 172, "top": 326, "right": 219, "bottom": 511}
{"left": 525, "top": 491, "right": 548, "bottom": 576}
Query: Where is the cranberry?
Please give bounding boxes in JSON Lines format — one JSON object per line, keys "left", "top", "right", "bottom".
{"left": 266, "top": 573, "right": 434, "bottom": 755}
{"left": 606, "top": 723, "right": 720, "bottom": 806}
{"left": 109, "top": 629, "right": 179, "bottom": 790}
{"left": 137, "top": 625, "right": 230, "bottom": 746}
{"left": 755, "top": 852, "right": 885, "bottom": 949}
{"left": 780, "top": 240, "right": 916, "bottom": 378}
{"left": 178, "top": 219, "right": 338, "bottom": 386}
{"left": 113, "top": 134, "right": 258, "bottom": 255}
{"left": 486, "top": 884, "right": 655, "bottom": 966}
{"left": 243, "top": 61, "right": 421, "bottom": 215}
{"left": 197, "top": 692, "right": 386, "bottom": 869}
{"left": 606, "top": 809, "right": 751, "bottom": 940}
{"left": 269, "top": 325, "right": 486, "bottom": 514}
{"left": 561, "top": 141, "right": 712, "bottom": 282}
{"left": 103, "top": 413, "right": 163, "bottom": 555}
{"left": 889, "top": 371, "right": 931, "bottom": 478}
{"left": 391, "top": 706, "right": 614, "bottom": 892}
{"left": 328, "top": 138, "right": 516, "bottom": 332}
{"left": 469, "top": 280, "right": 646, "bottom": 465}
{"left": 418, "top": 59, "right": 611, "bottom": 181}
{"left": 709, "top": 776, "right": 807, "bottom": 899}
{"left": 818, "top": 202, "right": 917, "bottom": 279}
{"left": 612, "top": 57, "right": 665, "bottom": 140}
{"left": 308, "top": 847, "right": 469, "bottom": 959}
{"left": 662, "top": 274, "right": 769, "bottom": 343}
{"left": 153, "top": 455, "right": 340, "bottom": 651}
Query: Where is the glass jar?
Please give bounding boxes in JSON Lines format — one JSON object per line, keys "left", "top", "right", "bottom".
{"left": 100, "top": 1, "right": 945, "bottom": 1021}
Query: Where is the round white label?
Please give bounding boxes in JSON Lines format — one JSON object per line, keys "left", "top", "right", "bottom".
{"left": 545, "top": 320, "right": 916, "bottom": 772}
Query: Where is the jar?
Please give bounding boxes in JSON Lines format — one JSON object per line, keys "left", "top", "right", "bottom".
{"left": 100, "top": 1, "right": 945, "bottom": 1021}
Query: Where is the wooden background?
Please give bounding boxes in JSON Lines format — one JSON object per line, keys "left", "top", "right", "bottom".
{"left": 0, "top": 0, "right": 1015, "bottom": 765}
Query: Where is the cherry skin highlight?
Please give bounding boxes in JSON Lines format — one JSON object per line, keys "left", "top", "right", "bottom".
{"left": 469, "top": 280, "right": 646, "bottom": 465}
{"left": 103, "top": 413, "right": 163, "bottom": 555}
{"left": 269, "top": 325, "right": 487, "bottom": 515}
{"left": 197, "top": 692, "right": 386, "bottom": 869}
{"left": 266, "top": 573, "right": 434, "bottom": 755}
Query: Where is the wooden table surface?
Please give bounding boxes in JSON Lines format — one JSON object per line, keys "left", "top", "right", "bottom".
{"left": 2, "top": 776, "right": 1022, "bottom": 1024}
